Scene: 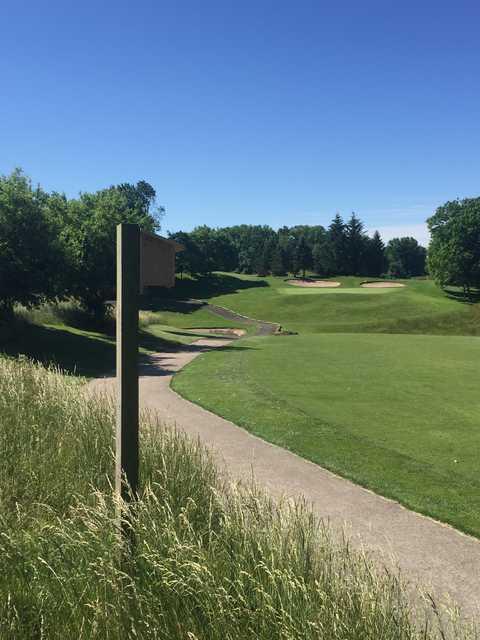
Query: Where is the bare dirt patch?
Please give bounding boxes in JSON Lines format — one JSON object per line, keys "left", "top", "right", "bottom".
{"left": 287, "top": 279, "right": 341, "bottom": 288}
{"left": 361, "top": 281, "right": 405, "bottom": 288}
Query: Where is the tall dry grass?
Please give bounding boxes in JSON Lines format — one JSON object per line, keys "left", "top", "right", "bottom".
{"left": 0, "top": 356, "right": 476, "bottom": 639}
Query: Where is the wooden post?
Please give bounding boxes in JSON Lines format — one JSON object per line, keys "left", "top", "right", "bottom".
{"left": 116, "top": 223, "right": 140, "bottom": 507}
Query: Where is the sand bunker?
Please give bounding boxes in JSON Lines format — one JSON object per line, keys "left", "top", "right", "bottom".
{"left": 189, "top": 328, "right": 246, "bottom": 337}
{"left": 361, "top": 281, "right": 405, "bottom": 288}
{"left": 287, "top": 279, "right": 341, "bottom": 288}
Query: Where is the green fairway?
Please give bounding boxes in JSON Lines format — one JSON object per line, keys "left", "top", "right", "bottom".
{"left": 173, "top": 331, "right": 480, "bottom": 536}
{"left": 171, "top": 272, "right": 480, "bottom": 536}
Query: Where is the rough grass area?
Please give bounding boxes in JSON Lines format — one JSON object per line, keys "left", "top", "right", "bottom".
{"left": 0, "top": 356, "right": 474, "bottom": 639}
{"left": 173, "top": 332, "right": 480, "bottom": 538}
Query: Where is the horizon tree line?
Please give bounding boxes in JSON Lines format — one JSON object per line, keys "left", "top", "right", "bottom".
{"left": 170, "top": 213, "right": 427, "bottom": 280}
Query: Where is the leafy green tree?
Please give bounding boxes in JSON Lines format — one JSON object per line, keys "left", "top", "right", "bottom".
{"left": 386, "top": 237, "right": 426, "bottom": 278}
{"left": 427, "top": 198, "right": 480, "bottom": 296}
{"left": 213, "top": 230, "right": 237, "bottom": 272}
{"left": 270, "top": 244, "right": 287, "bottom": 276}
{"left": 63, "top": 182, "right": 159, "bottom": 321}
{"left": 277, "top": 229, "right": 297, "bottom": 273}
{"left": 253, "top": 238, "right": 274, "bottom": 276}
{"left": 220, "top": 224, "right": 274, "bottom": 273}
{"left": 169, "top": 231, "right": 203, "bottom": 277}
{"left": 294, "top": 236, "right": 312, "bottom": 279}
{"left": 0, "top": 170, "right": 65, "bottom": 317}
{"left": 189, "top": 226, "right": 220, "bottom": 275}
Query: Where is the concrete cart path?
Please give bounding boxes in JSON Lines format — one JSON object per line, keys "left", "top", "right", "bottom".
{"left": 90, "top": 335, "right": 480, "bottom": 620}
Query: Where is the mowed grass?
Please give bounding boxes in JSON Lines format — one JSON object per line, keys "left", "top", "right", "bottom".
{"left": 173, "top": 332, "right": 480, "bottom": 536}
{"left": 201, "top": 274, "right": 480, "bottom": 336}
{"left": 172, "top": 273, "right": 480, "bottom": 536}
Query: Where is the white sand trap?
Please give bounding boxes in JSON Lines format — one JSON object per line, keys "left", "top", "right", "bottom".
{"left": 287, "top": 279, "right": 341, "bottom": 288}
{"left": 361, "top": 281, "right": 405, "bottom": 288}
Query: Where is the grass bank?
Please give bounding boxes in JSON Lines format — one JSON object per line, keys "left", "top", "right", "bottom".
{"left": 0, "top": 355, "right": 474, "bottom": 638}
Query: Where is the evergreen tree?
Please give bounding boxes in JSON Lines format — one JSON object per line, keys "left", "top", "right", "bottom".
{"left": 345, "top": 212, "right": 367, "bottom": 275}
{"left": 325, "top": 214, "right": 346, "bottom": 275}
{"left": 365, "top": 231, "right": 387, "bottom": 277}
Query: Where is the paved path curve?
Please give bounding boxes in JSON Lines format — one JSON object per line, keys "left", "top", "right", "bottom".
{"left": 193, "top": 299, "right": 281, "bottom": 336}
{"left": 90, "top": 333, "right": 480, "bottom": 621}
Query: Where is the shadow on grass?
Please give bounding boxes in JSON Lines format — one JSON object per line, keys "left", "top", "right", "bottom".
{"left": 444, "top": 287, "right": 480, "bottom": 304}
{"left": 140, "top": 299, "right": 205, "bottom": 314}
{"left": 139, "top": 340, "right": 253, "bottom": 377}
{"left": 144, "top": 272, "right": 268, "bottom": 304}
{"left": 0, "top": 320, "right": 252, "bottom": 379}
{"left": 0, "top": 321, "right": 116, "bottom": 378}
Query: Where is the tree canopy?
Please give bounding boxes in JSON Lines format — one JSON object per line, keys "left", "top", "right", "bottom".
{"left": 0, "top": 171, "right": 161, "bottom": 321}
{"left": 0, "top": 171, "right": 64, "bottom": 314}
{"left": 427, "top": 198, "right": 480, "bottom": 295}
{"left": 385, "top": 237, "right": 426, "bottom": 279}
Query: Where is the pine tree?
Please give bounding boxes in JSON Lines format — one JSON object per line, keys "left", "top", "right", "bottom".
{"left": 365, "top": 231, "right": 386, "bottom": 276}
{"left": 326, "top": 214, "right": 346, "bottom": 275}
{"left": 345, "top": 212, "right": 367, "bottom": 275}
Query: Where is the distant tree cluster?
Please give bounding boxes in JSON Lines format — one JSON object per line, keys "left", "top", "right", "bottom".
{"left": 0, "top": 169, "right": 161, "bottom": 321}
{"left": 427, "top": 197, "right": 480, "bottom": 297}
{"left": 170, "top": 213, "right": 427, "bottom": 280}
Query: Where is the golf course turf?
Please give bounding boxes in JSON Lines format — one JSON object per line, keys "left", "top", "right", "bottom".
{"left": 172, "top": 273, "right": 480, "bottom": 536}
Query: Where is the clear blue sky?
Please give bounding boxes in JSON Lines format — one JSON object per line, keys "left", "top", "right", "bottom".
{"left": 2, "top": 1, "right": 479, "bottom": 245}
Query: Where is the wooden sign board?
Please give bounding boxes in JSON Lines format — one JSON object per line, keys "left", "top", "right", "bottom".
{"left": 140, "top": 232, "right": 183, "bottom": 291}
{"left": 116, "top": 224, "right": 183, "bottom": 547}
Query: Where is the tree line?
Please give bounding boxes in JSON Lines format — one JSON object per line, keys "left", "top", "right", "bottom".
{"left": 0, "top": 169, "right": 161, "bottom": 321}
{"left": 2, "top": 168, "right": 478, "bottom": 325}
{"left": 170, "top": 214, "right": 427, "bottom": 280}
